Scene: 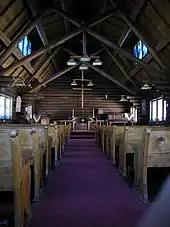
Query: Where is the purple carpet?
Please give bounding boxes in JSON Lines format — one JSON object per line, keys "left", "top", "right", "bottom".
{"left": 30, "top": 137, "right": 145, "bottom": 227}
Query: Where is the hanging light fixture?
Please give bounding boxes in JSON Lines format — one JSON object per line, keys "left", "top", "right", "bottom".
{"left": 71, "top": 80, "right": 78, "bottom": 86}
{"left": 87, "top": 80, "right": 94, "bottom": 87}
{"left": 79, "top": 63, "right": 88, "bottom": 70}
{"left": 67, "top": 58, "right": 77, "bottom": 66}
{"left": 80, "top": 55, "right": 91, "bottom": 62}
{"left": 93, "top": 58, "right": 102, "bottom": 66}
{"left": 141, "top": 82, "right": 152, "bottom": 90}
{"left": 120, "top": 95, "right": 128, "bottom": 102}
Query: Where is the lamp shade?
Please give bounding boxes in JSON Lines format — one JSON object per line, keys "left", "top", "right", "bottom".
{"left": 79, "top": 63, "right": 88, "bottom": 70}
{"left": 67, "top": 58, "right": 77, "bottom": 66}
{"left": 120, "top": 95, "right": 128, "bottom": 102}
{"left": 93, "top": 58, "right": 102, "bottom": 66}
{"left": 71, "top": 80, "right": 78, "bottom": 86}
{"left": 141, "top": 83, "right": 152, "bottom": 90}
{"left": 87, "top": 80, "right": 94, "bottom": 87}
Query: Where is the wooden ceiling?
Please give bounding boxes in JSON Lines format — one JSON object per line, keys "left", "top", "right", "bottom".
{"left": 0, "top": 0, "right": 170, "bottom": 118}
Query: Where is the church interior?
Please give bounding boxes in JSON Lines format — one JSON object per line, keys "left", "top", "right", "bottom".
{"left": 0, "top": 0, "right": 170, "bottom": 226}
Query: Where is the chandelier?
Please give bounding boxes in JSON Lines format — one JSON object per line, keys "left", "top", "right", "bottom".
{"left": 67, "top": 32, "right": 102, "bottom": 68}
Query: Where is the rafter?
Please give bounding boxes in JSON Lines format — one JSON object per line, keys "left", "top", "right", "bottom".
{"left": 105, "top": 48, "right": 138, "bottom": 89}
{"left": 0, "top": 30, "right": 34, "bottom": 75}
{"left": 25, "top": 48, "right": 60, "bottom": 86}
{"left": 110, "top": 0, "right": 166, "bottom": 70}
{"left": 86, "top": 63, "right": 136, "bottom": 95}
{"left": 30, "top": 65, "right": 78, "bottom": 92}
{"left": 24, "top": 0, "right": 59, "bottom": 73}
{"left": 130, "top": 38, "right": 170, "bottom": 78}
{"left": 117, "top": 0, "right": 147, "bottom": 47}
{"left": 86, "top": 28, "right": 164, "bottom": 76}
{"left": 0, "top": 9, "right": 48, "bottom": 64}
{"left": 0, "top": 29, "right": 83, "bottom": 75}
{"left": 61, "top": 0, "right": 68, "bottom": 32}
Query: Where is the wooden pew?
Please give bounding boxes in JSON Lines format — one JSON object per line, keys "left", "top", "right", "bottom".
{"left": 0, "top": 128, "right": 33, "bottom": 227}
{"left": 119, "top": 126, "right": 146, "bottom": 179}
{"left": 48, "top": 125, "right": 59, "bottom": 167}
{"left": 0, "top": 124, "right": 51, "bottom": 202}
{"left": 137, "top": 127, "right": 170, "bottom": 203}
{"left": 114, "top": 126, "right": 125, "bottom": 168}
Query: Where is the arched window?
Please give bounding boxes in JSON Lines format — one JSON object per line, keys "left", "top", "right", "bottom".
{"left": 134, "top": 40, "right": 148, "bottom": 59}
{"left": 18, "top": 36, "right": 31, "bottom": 56}
{"left": 16, "top": 96, "right": 22, "bottom": 112}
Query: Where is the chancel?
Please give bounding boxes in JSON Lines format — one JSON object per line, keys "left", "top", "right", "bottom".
{"left": 0, "top": 0, "right": 170, "bottom": 227}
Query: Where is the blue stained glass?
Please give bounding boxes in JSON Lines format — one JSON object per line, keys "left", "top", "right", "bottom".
{"left": 143, "top": 44, "right": 148, "bottom": 57}
{"left": 27, "top": 41, "right": 32, "bottom": 55}
{"left": 18, "top": 36, "right": 32, "bottom": 56}
{"left": 134, "top": 40, "right": 148, "bottom": 60}
{"left": 23, "top": 36, "right": 28, "bottom": 56}
{"left": 18, "top": 40, "right": 24, "bottom": 52}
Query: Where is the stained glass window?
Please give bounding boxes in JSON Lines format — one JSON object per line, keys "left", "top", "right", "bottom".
{"left": 134, "top": 40, "right": 148, "bottom": 59}
{"left": 0, "top": 95, "right": 12, "bottom": 119}
{"left": 16, "top": 96, "right": 22, "bottom": 113}
{"left": 18, "top": 36, "right": 31, "bottom": 56}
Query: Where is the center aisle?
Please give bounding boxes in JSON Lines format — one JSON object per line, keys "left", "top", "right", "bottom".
{"left": 30, "top": 138, "right": 145, "bottom": 227}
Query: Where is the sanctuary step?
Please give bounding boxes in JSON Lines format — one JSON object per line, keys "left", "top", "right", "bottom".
{"left": 70, "top": 131, "right": 95, "bottom": 139}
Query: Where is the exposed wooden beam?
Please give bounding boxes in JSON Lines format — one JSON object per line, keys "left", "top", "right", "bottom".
{"left": 86, "top": 28, "right": 164, "bottom": 76}
{"left": 111, "top": 0, "right": 166, "bottom": 70}
{"left": 117, "top": 0, "right": 147, "bottom": 47}
{"left": 0, "top": 29, "right": 83, "bottom": 75}
{"left": 25, "top": 0, "right": 58, "bottom": 73}
{"left": 0, "top": 30, "right": 34, "bottom": 75}
{"left": 25, "top": 48, "right": 59, "bottom": 86}
{"left": 101, "top": 0, "right": 107, "bottom": 14}
{"left": 86, "top": 63, "right": 136, "bottom": 95}
{"left": 0, "top": 9, "right": 48, "bottom": 64}
{"left": 0, "top": 0, "right": 16, "bottom": 17}
{"left": 30, "top": 65, "right": 78, "bottom": 92}
{"left": 147, "top": 0, "right": 170, "bottom": 29}
{"left": 105, "top": 48, "right": 139, "bottom": 89}
{"left": 89, "top": 12, "right": 115, "bottom": 28}
{"left": 52, "top": 8, "right": 81, "bottom": 27}
{"left": 61, "top": 0, "right": 68, "bottom": 32}
{"left": 130, "top": 38, "right": 170, "bottom": 78}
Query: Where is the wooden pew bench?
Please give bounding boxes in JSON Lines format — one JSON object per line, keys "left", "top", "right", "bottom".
{"left": 119, "top": 126, "right": 147, "bottom": 186}
{"left": 114, "top": 126, "right": 125, "bottom": 168}
{"left": 0, "top": 124, "right": 51, "bottom": 202}
{"left": 48, "top": 125, "right": 59, "bottom": 168}
{"left": 0, "top": 128, "right": 32, "bottom": 227}
{"left": 137, "top": 127, "right": 170, "bottom": 203}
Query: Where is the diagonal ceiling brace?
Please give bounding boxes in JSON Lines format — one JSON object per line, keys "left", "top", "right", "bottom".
{"left": 0, "top": 29, "right": 83, "bottom": 75}
{"left": 110, "top": 0, "right": 166, "bottom": 70}
{"left": 24, "top": 0, "right": 58, "bottom": 72}
{"left": 0, "top": 8, "right": 48, "bottom": 64}
{"left": 30, "top": 64, "right": 79, "bottom": 92}
{"left": 86, "top": 28, "right": 165, "bottom": 76}
{"left": 86, "top": 63, "right": 136, "bottom": 95}
{"left": 105, "top": 47, "right": 139, "bottom": 90}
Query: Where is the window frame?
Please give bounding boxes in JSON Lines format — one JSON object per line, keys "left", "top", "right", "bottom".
{"left": 134, "top": 40, "right": 148, "bottom": 60}
{"left": 0, "top": 94, "right": 13, "bottom": 120}
{"left": 149, "top": 96, "right": 167, "bottom": 122}
{"left": 18, "top": 36, "right": 31, "bottom": 56}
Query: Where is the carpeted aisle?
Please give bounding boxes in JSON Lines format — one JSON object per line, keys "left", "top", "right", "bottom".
{"left": 30, "top": 137, "right": 145, "bottom": 227}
